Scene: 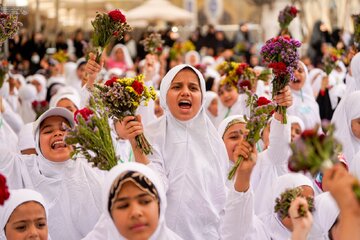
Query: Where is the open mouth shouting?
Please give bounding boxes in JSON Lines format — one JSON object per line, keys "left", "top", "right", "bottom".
{"left": 178, "top": 99, "right": 192, "bottom": 110}
{"left": 51, "top": 139, "right": 67, "bottom": 150}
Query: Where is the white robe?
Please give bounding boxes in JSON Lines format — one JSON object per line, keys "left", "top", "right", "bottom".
{"left": 145, "top": 64, "right": 228, "bottom": 239}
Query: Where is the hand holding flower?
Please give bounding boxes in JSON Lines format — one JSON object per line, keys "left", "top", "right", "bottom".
{"left": 289, "top": 197, "right": 313, "bottom": 240}
{"left": 123, "top": 115, "right": 144, "bottom": 144}
{"left": 85, "top": 53, "right": 104, "bottom": 88}
{"left": 273, "top": 86, "right": 293, "bottom": 122}
{"left": 234, "top": 141, "right": 257, "bottom": 192}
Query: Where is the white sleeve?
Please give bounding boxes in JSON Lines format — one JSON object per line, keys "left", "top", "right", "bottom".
{"left": 220, "top": 187, "right": 269, "bottom": 240}
{"left": 266, "top": 117, "right": 291, "bottom": 175}
{"left": 2, "top": 99, "right": 24, "bottom": 134}
{"left": 147, "top": 146, "right": 169, "bottom": 193}
{"left": 0, "top": 149, "right": 27, "bottom": 189}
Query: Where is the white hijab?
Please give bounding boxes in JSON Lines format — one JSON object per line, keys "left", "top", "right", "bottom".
{"left": 30, "top": 74, "right": 47, "bottom": 101}
{"left": 145, "top": 64, "right": 228, "bottom": 239}
{"left": 204, "top": 91, "right": 219, "bottom": 127}
{"left": 288, "top": 115, "right": 305, "bottom": 132}
{"left": 110, "top": 44, "right": 134, "bottom": 70}
{"left": 83, "top": 162, "right": 182, "bottom": 240}
{"left": 49, "top": 91, "right": 81, "bottom": 110}
{"left": 288, "top": 61, "right": 322, "bottom": 130}
{"left": 331, "top": 91, "right": 360, "bottom": 167}
{"left": 184, "top": 50, "right": 201, "bottom": 66}
{"left": 345, "top": 52, "right": 360, "bottom": 95}
{"left": 308, "top": 68, "right": 326, "bottom": 98}
{"left": 18, "top": 84, "right": 37, "bottom": 123}
{"left": 18, "top": 122, "right": 35, "bottom": 152}
{"left": 260, "top": 173, "right": 314, "bottom": 240}
{"left": 0, "top": 189, "right": 49, "bottom": 240}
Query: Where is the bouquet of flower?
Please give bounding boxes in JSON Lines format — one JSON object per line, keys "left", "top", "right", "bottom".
{"left": 322, "top": 47, "right": 343, "bottom": 75}
{"left": 218, "top": 62, "right": 271, "bottom": 93}
{"left": 228, "top": 93, "right": 276, "bottom": 180}
{"left": 275, "top": 187, "right": 315, "bottom": 219}
{"left": 32, "top": 100, "right": 49, "bottom": 120}
{"left": 0, "top": 59, "right": 9, "bottom": 88}
{"left": 352, "top": 14, "right": 360, "bottom": 48}
{"left": 140, "top": 33, "right": 164, "bottom": 56}
{"left": 95, "top": 75, "right": 157, "bottom": 155}
{"left": 65, "top": 96, "right": 119, "bottom": 170}
{"left": 0, "top": 173, "right": 10, "bottom": 205}
{"left": 169, "top": 40, "right": 195, "bottom": 61}
{"left": 278, "top": 5, "right": 299, "bottom": 34}
{"left": 52, "top": 50, "right": 69, "bottom": 63}
{"left": 91, "top": 9, "right": 132, "bottom": 62}
{"left": 0, "top": 12, "right": 23, "bottom": 46}
{"left": 260, "top": 36, "right": 301, "bottom": 124}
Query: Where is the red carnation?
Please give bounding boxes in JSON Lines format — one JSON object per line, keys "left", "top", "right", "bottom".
{"left": 131, "top": 80, "right": 144, "bottom": 95}
{"left": 32, "top": 101, "right": 39, "bottom": 108}
{"left": 330, "top": 55, "right": 338, "bottom": 62}
{"left": 268, "top": 62, "right": 288, "bottom": 76}
{"left": 113, "top": 31, "right": 119, "bottom": 37}
{"left": 289, "top": 6, "right": 298, "bottom": 16}
{"left": 40, "top": 100, "right": 48, "bottom": 107}
{"left": 236, "top": 63, "right": 248, "bottom": 75}
{"left": 239, "top": 80, "right": 252, "bottom": 90}
{"left": 257, "top": 96, "right": 272, "bottom": 106}
{"left": 74, "top": 108, "right": 94, "bottom": 124}
{"left": 0, "top": 174, "right": 10, "bottom": 206}
{"left": 108, "top": 9, "right": 126, "bottom": 23}
{"left": 105, "top": 77, "right": 118, "bottom": 87}
{"left": 301, "top": 129, "right": 317, "bottom": 139}
{"left": 156, "top": 47, "right": 163, "bottom": 53}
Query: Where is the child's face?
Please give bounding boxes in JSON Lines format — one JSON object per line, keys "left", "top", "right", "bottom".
{"left": 5, "top": 201, "right": 48, "bottom": 240}
{"left": 351, "top": 117, "right": 360, "bottom": 139}
{"left": 111, "top": 181, "right": 159, "bottom": 240}
{"left": 39, "top": 116, "right": 72, "bottom": 162}
{"left": 223, "top": 123, "right": 247, "bottom": 161}
{"left": 291, "top": 123, "right": 302, "bottom": 142}
{"left": 56, "top": 98, "right": 78, "bottom": 114}
{"left": 290, "top": 63, "right": 306, "bottom": 91}
{"left": 166, "top": 69, "right": 202, "bottom": 121}
{"left": 207, "top": 98, "right": 218, "bottom": 117}
{"left": 218, "top": 84, "right": 238, "bottom": 108}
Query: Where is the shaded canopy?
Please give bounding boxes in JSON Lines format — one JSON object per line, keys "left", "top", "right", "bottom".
{"left": 126, "top": 0, "right": 194, "bottom": 23}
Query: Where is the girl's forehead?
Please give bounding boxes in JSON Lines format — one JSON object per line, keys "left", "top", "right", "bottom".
{"left": 40, "top": 116, "right": 68, "bottom": 128}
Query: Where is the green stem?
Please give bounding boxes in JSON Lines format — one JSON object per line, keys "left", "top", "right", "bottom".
{"left": 228, "top": 155, "right": 244, "bottom": 180}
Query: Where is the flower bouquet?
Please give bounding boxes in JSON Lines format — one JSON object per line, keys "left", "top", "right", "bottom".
{"left": 91, "top": 9, "right": 132, "bottom": 63}
{"left": 0, "top": 59, "right": 9, "bottom": 88}
{"left": 228, "top": 93, "right": 276, "bottom": 180}
{"left": 65, "top": 96, "right": 119, "bottom": 170}
{"left": 260, "top": 36, "right": 301, "bottom": 124}
{"left": 278, "top": 5, "right": 299, "bottom": 35}
{"left": 32, "top": 100, "right": 49, "bottom": 120}
{"left": 288, "top": 124, "right": 342, "bottom": 176}
{"left": 52, "top": 50, "right": 69, "bottom": 63}
{"left": 352, "top": 14, "right": 360, "bottom": 49}
{"left": 0, "top": 12, "right": 23, "bottom": 46}
{"left": 95, "top": 75, "right": 157, "bottom": 155}
{"left": 0, "top": 173, "right": 10, "bottom": 205}
{"left": 140, "top": 33, "right": 164, "bottom": 56}
{"left": 169, "top": 40, "right": 195, "bottom": 61}
{"left": 275, "top": 187, "right": 315, "bottom": 219}
{"left": 322, "top": 47, "right": 343, "bottom": 75}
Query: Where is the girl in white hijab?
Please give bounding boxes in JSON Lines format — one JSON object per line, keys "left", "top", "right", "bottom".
{"left": 83, "top": 162, "right": 182, "bottom": 240}
{"left": 204, "top": 91, "right": 219, "bottom": 127}
{"left": 288, "top": 61, "right": 322, "bottom": 130}
{"left": 49, "top": 91, "right": 81, "bottom": 113}
{"left": 0, "top": 189, "right": 49, "bottom": 240}
{"left": 344, "top": 52, "right": 360, "bottom": 95}
{"left": 0, "top": 107, "right": 104, "bottom": 240}
{"left": 28, "top": 74, "right": 47, "bottom": 101}
{"left": 17, "top": 84, "right": 37, "bottom": 124}
{"left": 331, "top": 91, "right": 360, "bottom": 168}
{"left": 123, "top": 64, "right": 229, "bottom": 239}
{"left": 106, "top": 44, "right": 134, "bottom": 71}
{"left": 184, "top": 50, "right": 201, "bottom": 66}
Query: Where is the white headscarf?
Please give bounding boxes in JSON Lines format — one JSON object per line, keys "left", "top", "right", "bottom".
{"left": 331, "top": 91, "right": 360, "bottom": 167}
{"left": 346, "top": 52, "right": 360, "bottom": 95}
{"left": 0, "top": 81, "right": 9, "bottom": 98}
{"left": 204, "top": 91, "right": 219, "bottom": 127}
{"left": 328, "top": 61, "right": 347, "bottom": 109}
{"left": 288, "top": 61, "right": 322, "bottom": 130}
{"left": 308, "top": 68, "right": 326, "bottom": 98}
{"left": 288, "top": 115, "right": 305, "bottom": 132}
{"left": 64, "top": 60, "right": 82, "bottom": 94}
{"left": 30, "top": 74, "right": 47, "bottom": 101}
{"left": 49, "top": 92, "right": 81, "bottom": 110}
{"left": 18, "top": 84, "right": 37, "bottom": 123}
{"left": 184, "top": 50, "right": 201, "bottom": 66}
{"left": 217, "top": 114, "right": 246, "bottom": 139}
{"left": 110, "top": 44, "right": 134, "bottom": 70}
{"left": 83, "top": 162, "right": 182, "bottom": 240}
{"left": 145, "top": 64, "right": 228, "bottom": 239}
{"left": 18, "top": 122, "right": 35, "bottom": 152}
{"left": 0, "top": 189, "right": 48, "bottom": 240}
{"left": 260, "top": 173, "right": 314, "bottom": 240}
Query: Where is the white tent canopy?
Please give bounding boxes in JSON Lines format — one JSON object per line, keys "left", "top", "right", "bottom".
{"left": 126, "top": 0, "right": 194, "bottom": 23}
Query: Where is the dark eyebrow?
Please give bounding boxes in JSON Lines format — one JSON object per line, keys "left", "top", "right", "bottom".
{"left": 114, "top": 193, "right": 152, "bottom": 203}
{"left": 40, "top": 124, "right": 53, "bottom": 131}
